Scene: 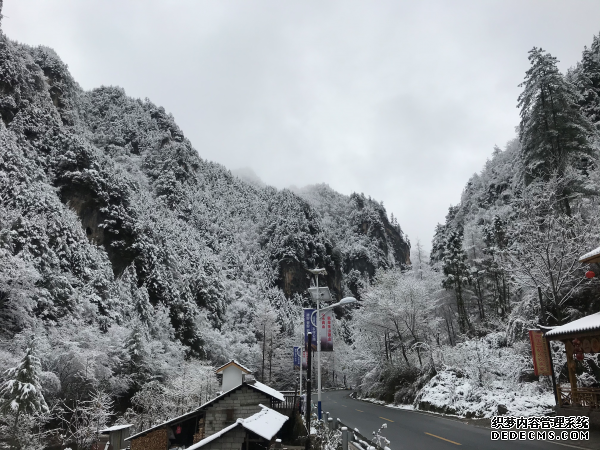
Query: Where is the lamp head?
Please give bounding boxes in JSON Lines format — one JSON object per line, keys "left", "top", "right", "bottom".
{"left": 339, "top": 297, "right": 357, "bottom": 305}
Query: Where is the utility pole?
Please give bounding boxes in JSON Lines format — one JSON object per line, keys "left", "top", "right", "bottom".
{"left": 299, "top": 333, "right": 303, "bottom": 399}
{"left": 316, "top": 273, "right": 322, "bottom": 420}
{"left": 262, "top": 324, "right": 266, "bottom": 383}
{"left": 305, "top": 332, "right": 313, "bottom": 450}
{"left": 539, "top": 287, "right": 559, "bottom": 405}
{"left": 269, "top": 333, "right": 273, "bottom": 383}
{"left": 538, "top": 287, "right": 546, "bottom": 325}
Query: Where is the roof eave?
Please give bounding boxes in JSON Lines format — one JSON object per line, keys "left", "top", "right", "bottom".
{"left": 546, "top": 328, "right": 600, "bottom": 341}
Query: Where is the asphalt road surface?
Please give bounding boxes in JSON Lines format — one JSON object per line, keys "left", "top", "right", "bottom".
{"left": 320, "top": 390, "right": 589, "bottom": 450}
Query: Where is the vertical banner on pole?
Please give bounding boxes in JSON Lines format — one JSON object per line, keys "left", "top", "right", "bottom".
{"left": 302, "top": 350, "right": 307, "bottom": 370}
{"left": 528, "top": 329, "right": 552, "bottom": 376}
{"left": 293, "top": 346, "right": 301, "bottom": 371}
{"left": 320, "top": 310, "right": 334, "bottom": 351}
{"left": 304, "top": 308, "right": 317, "bottom": 351}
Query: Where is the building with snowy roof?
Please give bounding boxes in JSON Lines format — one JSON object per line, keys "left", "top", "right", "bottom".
{"left": 538, "top": 247, "right": 600, "bottom": 418}
{"left": 125, "top": 374, "right": 293, "bottom": 450}
{"left": 544, "top": 313, "right": 600, "bottom": 412}
{"left": 187, "top": 404, "right": 288, "bottom": 450}
{"left": 97, "top": 424, "right": 133, "bottom": 450}
{"left": 215, "top": 360, "right": 253, "bottom": 392}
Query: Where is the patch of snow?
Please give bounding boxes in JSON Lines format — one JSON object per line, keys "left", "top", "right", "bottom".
{"left": 545, "top": 312, "right": 600, "bottom": 339}
{"left": 386, "top": 403, "right": 415, "bottom": 411}
{"left": 249, "top": 380, "right": 285, "bottom": 402}
{"left": 188, "top": 421, "right": 241, "bottom": 449}
{"left": 579, "top": 246, "right": 600, "bottom": 263}
{"left": 99, "top": 423, "right": 133, "bottom": 433}
{"left": 214, "top": 360, "right": 253, "bottom": 374}
{"left": 416, "top": 370, "right": 554, "bottom": 418}
{"left": 242, "top": 404, "right": 289, "bottom": 440}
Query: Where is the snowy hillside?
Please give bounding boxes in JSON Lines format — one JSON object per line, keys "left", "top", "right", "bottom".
{"left": 341, "top": 34, "right": 600, "bottom": 419}
{"left": 0, "top": 5, "right": 409, "bottom": 443}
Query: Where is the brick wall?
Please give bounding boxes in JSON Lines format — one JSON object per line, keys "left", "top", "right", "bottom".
{"left": 201, "top": 427, "right": 247, "bottom": 450}
{"left": 130, "top": 428, "right": 167, "bottom": 450}
{"left": 204, "top": 386, "right": 270, "bottom": 436}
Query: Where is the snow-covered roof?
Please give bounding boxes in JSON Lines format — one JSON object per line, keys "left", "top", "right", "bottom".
{"left": 579, "top": 246, "right": 600, "bottom": 264}
{"left": 188, "top": 421, "right": 240, "bottom": 448}
{"left": 248, "top": 380, "right": 285, "bottom": 402}
{"left": 215, "top": 359, "right": 253, "bottom": 374}
{"left": 242, "top": 404, "right": 288, "bottom": 439}
{"left": 187, "top": 405, "right": 288, "bottom": 449}
{"left": 545, "top": 312, "right": 600, "bottom": 339}
{"left": 126, "top": 408, "right": 203, "bottom": 441}
{"left": 126, "top": 380, "right": 284, "bottom": 441}
{"left": 99, "top": 424, "right": 133, "bottom": 433}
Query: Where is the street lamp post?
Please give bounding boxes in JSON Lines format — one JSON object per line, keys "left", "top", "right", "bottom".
{"left": 307, "top": 268, "right": 357, "bottom": 421}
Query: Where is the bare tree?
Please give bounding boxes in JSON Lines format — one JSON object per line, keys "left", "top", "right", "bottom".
{"left": 509, "top": 177, "right": 597, "bottom": 324}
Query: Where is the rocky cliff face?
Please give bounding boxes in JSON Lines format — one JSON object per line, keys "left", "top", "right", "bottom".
{"left": 295, "top": 185, "right": 411, "bottom": 300}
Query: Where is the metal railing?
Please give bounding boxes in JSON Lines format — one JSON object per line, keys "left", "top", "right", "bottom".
{"left": 308, "top": 411, "right": 389, "bottom": 450}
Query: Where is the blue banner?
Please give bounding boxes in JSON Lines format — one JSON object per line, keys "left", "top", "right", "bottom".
{"left": 303, "top": 308, "right": 317, "bottom": 351}
{"left": 293, "top": 346, "right": 301, "bottom": 371}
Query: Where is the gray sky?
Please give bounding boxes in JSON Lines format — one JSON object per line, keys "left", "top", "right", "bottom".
{"left": 5, "top": 1, "right": 600, "bottom": 249}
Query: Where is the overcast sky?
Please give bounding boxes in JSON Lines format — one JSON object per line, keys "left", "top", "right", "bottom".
{"left": 5, "top": 1, "right": 600, "bottom": 249}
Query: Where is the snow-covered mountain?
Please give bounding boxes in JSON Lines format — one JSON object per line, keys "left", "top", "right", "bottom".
{"left": 0, "top": 11, "right": 408, "bottom": 375}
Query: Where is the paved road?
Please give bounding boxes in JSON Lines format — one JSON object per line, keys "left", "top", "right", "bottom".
{"left": 320, "top": 390, "right": 589, "bottom": 450}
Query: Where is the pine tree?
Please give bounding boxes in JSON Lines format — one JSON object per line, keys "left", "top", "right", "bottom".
{"left": 441, "top": 229, "right": 472, "bottom": 333}
{"left": 517, "top": 47, "right": 595, "bottom": 206}
{"left": 481, "top": 216, "right": 510, "bottom": 317}
{"left": 123, "top": 322, "right": 150, "bottom": 389}
{"left": 573, "top": 33, "right": 600, "bottom": 130}
{"left": 0, "top": 337, "right": 49, "bottom": 426}
{"left": 429, "top": 224, "right": 446, "bottom": 265}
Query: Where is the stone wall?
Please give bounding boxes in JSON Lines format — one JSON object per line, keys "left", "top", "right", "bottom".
{"left": 201, "top": 427, "right": 246, "bottom": 450}
{"left": 204, "top": 386, "right": 270, "bottom": 436}
{"left": 130, "top": 428, "right": 167, "bottom": 450}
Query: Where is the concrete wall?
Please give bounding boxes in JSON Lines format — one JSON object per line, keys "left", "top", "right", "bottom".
{"left": 222, "top": 365, "right": 244, "bottom": 392}
{"left": 204, "top": 386, "right": 270, "bottom": 436}
{"left": 201, "top": 427, "right": 247, "bottom": 450}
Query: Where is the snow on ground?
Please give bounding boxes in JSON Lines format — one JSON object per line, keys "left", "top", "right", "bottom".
{"left": 359, "top": 397, "right": 415, "bottom": 410}
{"left": 415, "top": 369, "right": 555, "bottom": 418}
{"left": 357, "top": 335, "right": 557, "bottom": 419}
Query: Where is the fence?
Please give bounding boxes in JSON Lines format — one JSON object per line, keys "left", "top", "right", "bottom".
{"left": 315, "top": 410, "right": 390, "bottom": 450}
{"left": 277, "top": 390, "right": 299, "bottom": 412}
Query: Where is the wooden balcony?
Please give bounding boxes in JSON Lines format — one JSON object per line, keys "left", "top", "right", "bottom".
{"left": 557, "top": 386, "right": 600, "bottom": 408}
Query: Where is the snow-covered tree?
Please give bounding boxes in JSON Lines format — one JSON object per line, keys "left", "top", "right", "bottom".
{"left": 509, "top": 178, "right": 596, "bottom": 324}
{"left": 122, "top": 321, "right": 150, "bottom": 389}
{"left": 441, "top": 229, "right": 472, "bottom": 333}
{"left": 0, "top": 337, "right": 48, "bottom": 426}
{"left": 57, "top": 390, "right": 113, "bottom": 450}
{"left": 517, "top": 47, "right": 596, "bottom": 214}
{"left": 571, "top": 32, "right": 600, "bottom": 130}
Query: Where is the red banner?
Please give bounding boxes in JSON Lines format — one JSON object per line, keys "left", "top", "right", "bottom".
{"left": 528, "top": 330, "right": 552, "bottom": 376}
{"left": 319, "top": 310, "right": 333, "bottom": 351}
